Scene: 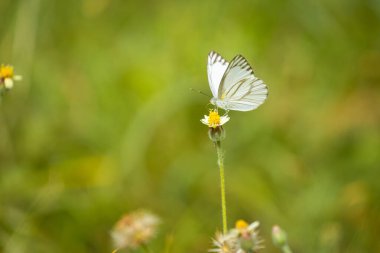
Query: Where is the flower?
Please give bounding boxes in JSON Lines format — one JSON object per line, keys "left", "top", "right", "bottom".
{"left": 0, "top": 64, "right": 22, "bottom": 90}
{"left": 272, "top": 225, "right": 288, "bottom": 248}
{"left": 209, "top": 220, "right": 264, "bottom": 253}
{"left": 232, "top": 220, "right": 260, "bottom": 238}
{"left": 233, "top": 220, "right": 264, "bottom": 253}
{"left": 111, "top": 210, "right": 160, "bottom": 250}
{"left": 231, "top": 220, "right": 264, "bottom": 253}
{"left": 209, "top": 232, "right": 237, "bottom": 253}
{"left": 201, "top": 109, "right": 230, "bottom": 128}
{"left": 201, "top": 109, "right": 230, "bottom": 142}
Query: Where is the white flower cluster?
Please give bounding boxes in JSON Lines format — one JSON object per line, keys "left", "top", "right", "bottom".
{"left": 111, "top": 210, "right": 160, "bottom": 250}
{"left": 210, "top": 220, "right": 264, "bottom": 253}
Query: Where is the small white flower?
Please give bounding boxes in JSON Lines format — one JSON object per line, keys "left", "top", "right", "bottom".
{"left": 210, "top": 220, "right": 264, "bottom": 253}
{"left": 232, "top": 220, "right": 264, "bottom": 253}
{"left": 111, "top": 210, "right": 160, "bottom": 250}
{"left": 0, "top": 64, "right": 22, "bottom": 90}
{"left": 272, "top": 225, "right": 288, "bottom": 248}
{"left": 209, "top": 232, "right": 237, "bottom": 253}
{"left": 201, "top": 109, "right": 230, "bottom": 128}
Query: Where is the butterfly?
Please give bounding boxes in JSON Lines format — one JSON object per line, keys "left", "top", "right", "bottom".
{"left": 207, "top": 51, "right": 268, "bottom": 111}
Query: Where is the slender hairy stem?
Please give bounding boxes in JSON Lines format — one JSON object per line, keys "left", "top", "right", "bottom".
{"left": 282, "top": 245, "right": 293, "bottom": 253}
{"left": 215, "top": 141, "right": 227, "bottom": 234}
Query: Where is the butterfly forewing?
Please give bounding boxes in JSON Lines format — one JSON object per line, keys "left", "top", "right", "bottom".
{"left": 207, "top": 51, "right": 229, "bottom": 98}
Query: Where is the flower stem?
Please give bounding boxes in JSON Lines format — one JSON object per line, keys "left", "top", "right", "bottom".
{"left": 215, "top": 140, "right": 227, "bottom": 234}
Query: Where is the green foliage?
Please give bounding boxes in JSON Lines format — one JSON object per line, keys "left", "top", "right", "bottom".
{"left": 1, "top": 0, "right": 380, "bottom": 252}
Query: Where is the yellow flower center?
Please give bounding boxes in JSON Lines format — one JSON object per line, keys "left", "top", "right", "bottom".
{"left": 0, "top": 65, "right": 14, "bottom": 79}
{"left": 235, "top": 219, "right": 248, "bottom": 230}
{"left": 208, "top": 110, "right": 221, "bottom": 128}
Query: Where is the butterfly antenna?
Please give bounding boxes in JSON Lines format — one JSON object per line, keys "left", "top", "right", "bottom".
{"left": 190, "top": 88, "right": 211, "bottom": 98}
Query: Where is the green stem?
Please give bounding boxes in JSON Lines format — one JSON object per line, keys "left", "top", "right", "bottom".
{"left": 215, "top": 141, "right": 227, "bottom": 234}
{"left": 282, "top": 245, "right": 293, "bottom": 253}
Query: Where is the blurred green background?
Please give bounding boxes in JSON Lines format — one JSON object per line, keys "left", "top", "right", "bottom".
{"left": 1, "top": 0, "right": 380, "bottom": 252}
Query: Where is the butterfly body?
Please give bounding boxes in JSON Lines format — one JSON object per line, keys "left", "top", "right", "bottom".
{"left": 210, "top": 96, "right": 227, "bottom": 108}
{"left": 207, "top": 51, "right": 268, "bottom": 112}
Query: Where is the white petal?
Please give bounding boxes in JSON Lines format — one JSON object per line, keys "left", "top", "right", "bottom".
{"left": 220, "top": 116, "right": 230, "bottom": 125}
{"left": 200, "top": 116, "right": 209, "bottom": 125}
{"left": 248, "top": 221, "right": 260, "bottom": 231}
{"left": 4, "top": 78, "right": 13, "bottom": 89}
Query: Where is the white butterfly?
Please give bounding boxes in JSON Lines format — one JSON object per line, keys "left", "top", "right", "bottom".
{"left": 207, "top": 51, "right": 268, "bottom": 111}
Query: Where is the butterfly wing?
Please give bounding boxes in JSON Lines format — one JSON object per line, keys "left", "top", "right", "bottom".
{"left": 207, "top": 51, "right": 229, "bottom": 98}
{"left": 217, "top": 55, "right": 268, "bottom": 111}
